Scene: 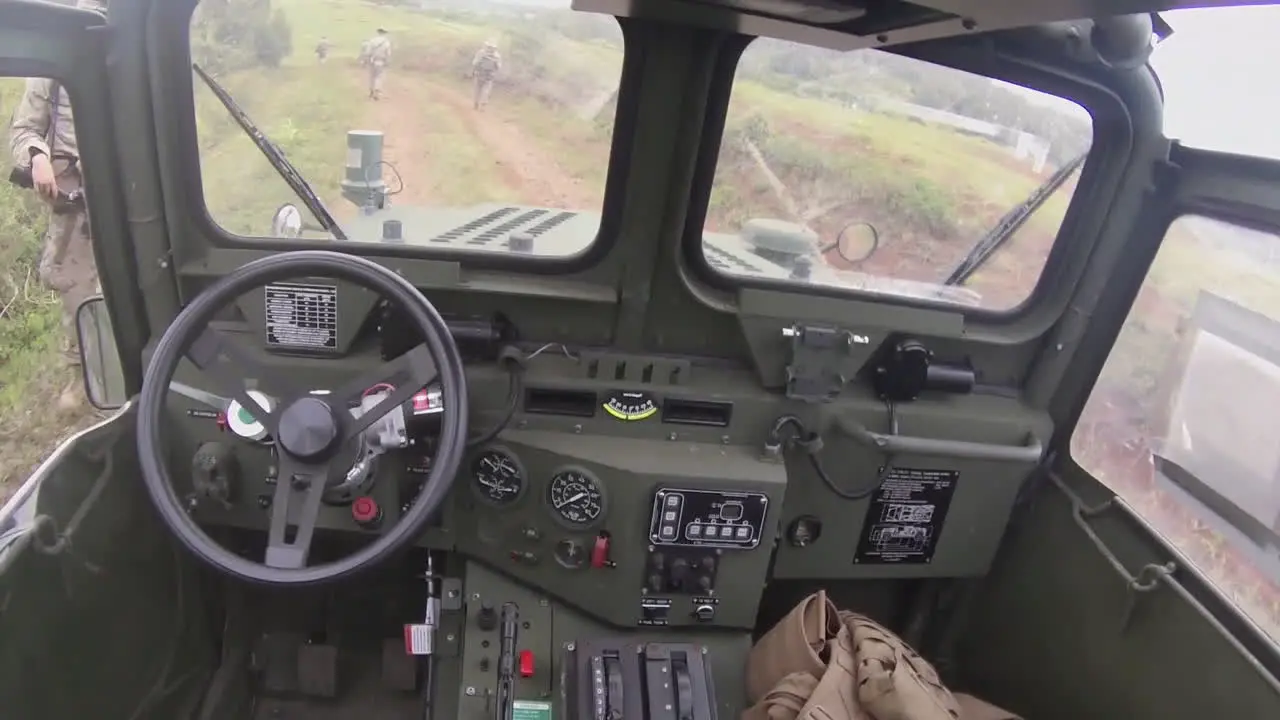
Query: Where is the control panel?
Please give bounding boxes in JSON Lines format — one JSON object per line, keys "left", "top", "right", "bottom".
{"left": 642, "top": 488, "right": 769, "bottom": 613}
{"left": 648, "top": 488, "right": 768, "bottom": 549}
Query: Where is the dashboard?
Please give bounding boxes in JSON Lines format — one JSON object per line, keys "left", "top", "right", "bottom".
{"left": 168, "top": 279, "right": 1052, "bottom": 631}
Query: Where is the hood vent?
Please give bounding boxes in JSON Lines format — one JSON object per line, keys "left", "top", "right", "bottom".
{"left": 427, "top": 206, "right": 580, "bottom": 248}
{"left": 705, "top": 243, "right": 765, "bottom": 274}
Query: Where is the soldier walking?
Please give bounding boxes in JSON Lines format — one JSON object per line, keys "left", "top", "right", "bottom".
{"left": 315, "top": 36, "right": 331, "bottom": 64}
{"left": 471, "top": 39, "right": 503, "bottom": 110}
{"left": 8, "top": 5, "right": 103, "bottom": 369}
{"left": 363, "top": 28, "right": 392, "bottom": 100}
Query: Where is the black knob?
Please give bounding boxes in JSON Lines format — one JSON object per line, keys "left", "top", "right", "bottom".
{"left": 693, "top": 604, "right": 715, "bottom": 622}
{"left": 477, "top": 602, "right": 497, "bottom": 631}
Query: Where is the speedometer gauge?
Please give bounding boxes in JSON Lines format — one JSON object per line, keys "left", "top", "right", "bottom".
{"left": 547, "top": 467, "right": 606, "bottom": 529}
{"left": 470, "top": 446, "right": 526, "bottom": 507}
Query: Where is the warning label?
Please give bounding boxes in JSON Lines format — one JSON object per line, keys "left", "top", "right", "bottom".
{"left": 264, "top": 282, "right": 338, "bottom": 350}
{"left": 512, "top": 701, "right": 552, "bottom": 720}
{"left": 853, "top": 467, "right": 958, "bottom": 565}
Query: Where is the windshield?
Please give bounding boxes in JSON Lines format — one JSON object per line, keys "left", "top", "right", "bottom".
{"left": 191, "top": 0, "right": 623, "bottom": 257}
{"left": 702, "top": 40, "right": 1092, "bottom": 312}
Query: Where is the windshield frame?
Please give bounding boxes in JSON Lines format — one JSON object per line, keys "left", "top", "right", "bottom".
{"left": 682, "top": 34, "right": 1141, "bottom": 328}
{"left": 161, "top": 0, "right": 637, "bottom": 276}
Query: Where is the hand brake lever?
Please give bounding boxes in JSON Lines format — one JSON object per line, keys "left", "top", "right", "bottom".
{"left": 494, "top": 603, "right": 519, "bottom": 720}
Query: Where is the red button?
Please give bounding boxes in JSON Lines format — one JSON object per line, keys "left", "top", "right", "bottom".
{"left": 352, "top": 497, "right": 381, "bottom": 526}
{"left": 519, "top": 649, "right": 535, "bottom": 677}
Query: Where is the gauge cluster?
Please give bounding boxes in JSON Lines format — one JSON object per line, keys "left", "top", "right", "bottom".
{"left": 467, "top": 446, "right": 609, "bottom": 530}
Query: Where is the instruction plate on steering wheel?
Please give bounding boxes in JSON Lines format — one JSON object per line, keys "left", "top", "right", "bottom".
{"left": 264, "top": 282, "right": 338, "bottom": 350}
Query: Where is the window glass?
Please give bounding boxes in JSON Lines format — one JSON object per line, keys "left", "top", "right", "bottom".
{"left": 1154, "top": 6, "right": 1280, "bottom": 161}
{"left": 704, "top": 40, "right": 1092, "bottom": 311}
{"left": 190, "top": 0, "right": 622, "bottom": 257}
{"left": 1071, "top": 215, "right": 1280, "bottom": 644}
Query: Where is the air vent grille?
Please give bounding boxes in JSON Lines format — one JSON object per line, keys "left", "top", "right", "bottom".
{"left": 580, "top": 353, "right": 691, "bottom": 386}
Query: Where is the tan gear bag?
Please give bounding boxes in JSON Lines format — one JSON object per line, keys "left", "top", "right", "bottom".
{"left": 743, "top": 591, "right": 1020, "bottom": 720}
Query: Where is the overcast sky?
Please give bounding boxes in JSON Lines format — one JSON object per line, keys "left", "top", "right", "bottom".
{"left": 1154, "top": 5, "right": 1280, "bottom": 159}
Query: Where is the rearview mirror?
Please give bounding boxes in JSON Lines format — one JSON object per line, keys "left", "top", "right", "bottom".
{"left": 821, "top": 221, "right": 880, "bottom": 264}
{"left": 271, "top": 203, "right": 304, "bottom": 238}
{"left": 74, "top": 296, "right": 127, "bottom": 410}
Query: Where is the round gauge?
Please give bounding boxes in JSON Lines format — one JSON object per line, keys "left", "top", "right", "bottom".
{"left": 470, "top": 447, "right": 526, "bottom": 507}
{"left": 547, "top": 467, "right": 606, "bottom": 529}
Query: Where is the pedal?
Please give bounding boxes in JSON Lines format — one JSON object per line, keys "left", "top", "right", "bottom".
{"left": 382, "top": 637, "right": 418, "bottom": 691}
{"left": 297, "top": 643, "right": 339, "bottom": 698}
{"left": 255, "top": 632, "right": 303, "bottom": 694}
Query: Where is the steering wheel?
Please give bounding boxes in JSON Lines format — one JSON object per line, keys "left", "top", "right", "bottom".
{"left": 137, "top": 250, "right": 469, "bottom": 586}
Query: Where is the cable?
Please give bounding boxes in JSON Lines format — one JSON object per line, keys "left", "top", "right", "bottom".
{"left": 467, "top": 363, "right": 522, "bottom": 448}
{"left": 466, "top": 347, "right": 526, "bottom": 448}
{"left": 769, "top": 414, "right": 885, "bottom": 501}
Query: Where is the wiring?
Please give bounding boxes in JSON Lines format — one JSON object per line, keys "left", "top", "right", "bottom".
{"left": 365, "top": 160, "right": 406, "bottom": 198}
{"left": 467, "top": 347, "right": 525, "bottom": 448}
{"left": 768, "top": 414, "right": 887, "bottom": 501}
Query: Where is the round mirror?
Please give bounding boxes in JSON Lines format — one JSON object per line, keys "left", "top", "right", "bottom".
{"left": 271, "top": 204, "right": 304, "bottom": 238}
{"left": 833, "top": 221, "right": 880, "bottom": 263}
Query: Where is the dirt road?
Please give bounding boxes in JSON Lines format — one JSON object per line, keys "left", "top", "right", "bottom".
{"left": 365, "top": 73, "right": 593, "bottom": 209}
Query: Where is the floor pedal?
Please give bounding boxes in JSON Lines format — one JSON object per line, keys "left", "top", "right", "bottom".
{"left": 382, "top": 637, "right": 418, "bottom": 691}
{"left": 297, "top": 643, "right": 339, "bottom": 698}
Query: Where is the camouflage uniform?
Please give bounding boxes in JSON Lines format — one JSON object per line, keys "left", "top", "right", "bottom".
{"left": 9, "top": 77, "right": 99, "bottom": 362}
{"left": 365, "top": 31, "right": 392, "bottom": 100}
{"left": 471, "top": 41, "right": 502, "bottom": 110}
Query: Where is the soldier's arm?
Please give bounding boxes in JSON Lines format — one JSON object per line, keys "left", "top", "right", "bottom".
{"left": 8, "top": 77, "right": 54, "bottom": 168}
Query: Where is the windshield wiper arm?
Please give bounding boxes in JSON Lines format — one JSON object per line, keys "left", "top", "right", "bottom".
{"left": 942, "top": 152, "right": 1087, "bottom": 287}
{"left": 192, "top": 63, "right": 348, "bottom": 241}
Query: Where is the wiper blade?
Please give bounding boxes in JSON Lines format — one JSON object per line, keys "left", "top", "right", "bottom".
{"left": 192, "top": 63, "right": 347, "bottom": 241}
{"left": 942, "top": 152, "right": 1087, "bottom": 287}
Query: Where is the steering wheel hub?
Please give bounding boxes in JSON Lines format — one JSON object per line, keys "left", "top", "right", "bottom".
{"left": 277, "top": 396, "right": 341, "bottom": 461}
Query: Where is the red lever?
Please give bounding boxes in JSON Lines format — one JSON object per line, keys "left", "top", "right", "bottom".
{"left": 591, "top": 532, "right": 612, "bottom": 569}
{"left": 519, "top": 649, "right": 535, "bottom": 678}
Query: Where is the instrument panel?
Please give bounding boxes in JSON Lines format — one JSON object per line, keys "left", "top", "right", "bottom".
{"left": 170, "top": 280, "right": 1051, "bottom": 631}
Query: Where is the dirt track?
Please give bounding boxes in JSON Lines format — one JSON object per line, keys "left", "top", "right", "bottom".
{"left": 368, "top": 73, "right": 593, "bottom": 209}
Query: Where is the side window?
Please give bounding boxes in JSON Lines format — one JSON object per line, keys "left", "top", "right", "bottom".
{"left": 2, "top": 74, "right": 105, "bottom": 498}
{"left": 703, "top": 39, "right": 1092, "bottom": 311}
{"left": 1071, "top": 215, "right": 1280, "bottom": 643}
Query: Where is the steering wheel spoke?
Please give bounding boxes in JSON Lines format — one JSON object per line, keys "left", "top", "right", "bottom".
{"left": 264, "top": 457, "right": 330, "bottom": 570}
{"left": 187, "top": 328, "right": 296, "bottom": 432}
{"left": 334, "top": 343, "right": 439, "bottom": 442}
